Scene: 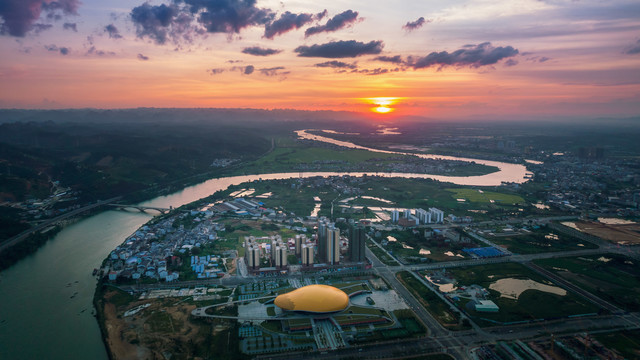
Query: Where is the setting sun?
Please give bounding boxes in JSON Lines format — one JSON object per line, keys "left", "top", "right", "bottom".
{"left": 365, "top": 97, "right": 401, "bottom": 114}
{"left": 369, "top": 97, "right": 396, "bottom": 106}
{"left": 374, "top": 106, "right": 393, "bottom": 113}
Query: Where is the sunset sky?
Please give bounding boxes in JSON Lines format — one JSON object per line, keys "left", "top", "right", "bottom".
{"left": 0, "top": 0, "right": 639, "bottom": 119}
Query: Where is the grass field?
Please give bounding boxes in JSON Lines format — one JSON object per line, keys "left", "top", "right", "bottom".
{"left": 336, "top": 282, "right": 370, "bottom": 295}
{"left": 446, "top": 188, "right": 525, "bottom": 204}
{"left": 257, "top": 146, "right": 399, "bottom": 165}
{"left": 146, "top": 311, "right": 178, "bottom": 333}
{"left": 191, "top": 175, "right": 537, "bottom": 225}
{"left": 286, "top": 318, "right": 311, "bottom": 327}
{"left": 266, "top": 306, "right": 275, "bottom": 316}
{"left": 380, "top": 229, "right": 477, "bottom": 264}
{"left": 444, "top": 263, "right": 600, "bottom": 325}
{"left": 237, "top": 140, "right": 403, "bottom": 175}
{"left": 230, "top": 179, "right": 333, "bottom": 218}
{"left": 260, "top": 320, "right": 283, "bottom": 333}
{"left": 367, "top": 239, "right": 400, "bottom": 266}
{"left": 106, "top": 288, "right": 136, "bottom": 308}
{"left": 485, "top": 226, "right": 598, "bottom": 254}
{"left": 236, "top": 138, "right": 498, "bottom": 177}
{"left": 534, "top": 254, "right": 640, "bottom": 312}
{"left": 345, "top": 305, "right": 389, "bottom": 316}
{"left": 397, "top": 271, "right": 469, "bottom": 331}
{"left": 594, "top": 330, "right": 640, "bottom": 359}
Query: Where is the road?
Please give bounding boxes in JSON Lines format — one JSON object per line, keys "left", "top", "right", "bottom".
{"left": 0, "top": 196, "right": 122, "bottom": 254}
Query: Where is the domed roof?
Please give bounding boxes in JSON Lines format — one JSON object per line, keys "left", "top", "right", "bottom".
{"left": 274, "top": 284, "right": 349, "bottom": 313}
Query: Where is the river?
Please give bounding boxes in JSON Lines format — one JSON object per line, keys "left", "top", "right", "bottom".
{"left": 296, "top": 130, "right": 529, "bottom": 186}
{"left": 0, "top": 131, "right": 530, "bottom": 359}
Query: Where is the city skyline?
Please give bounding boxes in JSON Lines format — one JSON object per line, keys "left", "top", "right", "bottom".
{"left": 0, "top": 0, "right": 639, "bottom": 119}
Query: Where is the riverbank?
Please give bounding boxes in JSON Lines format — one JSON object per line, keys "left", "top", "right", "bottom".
{"left": 0, "top": 224, "right": 63, "bottom": 271}
{"left": 93, "top": 281, "right": 117, "bottom": 360}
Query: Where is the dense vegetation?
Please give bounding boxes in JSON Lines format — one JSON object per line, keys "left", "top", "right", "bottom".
{"left": 0, "top": 118, "right": 271, "bottom": 203}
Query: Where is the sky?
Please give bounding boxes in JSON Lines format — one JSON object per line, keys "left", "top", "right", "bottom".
{"left": 0, "top": 0, "right": 639, "bottom": 120}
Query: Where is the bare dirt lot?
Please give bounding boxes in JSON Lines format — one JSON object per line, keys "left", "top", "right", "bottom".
{"left": 102, "top": 289, "right": 232, "bottom": 359}
{"left": 573, "top": 221, "right": 640, "bottom": 245}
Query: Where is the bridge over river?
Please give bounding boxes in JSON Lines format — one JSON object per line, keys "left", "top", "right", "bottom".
{"left": 106, "top": 204, "right": 171, "bottom": 214}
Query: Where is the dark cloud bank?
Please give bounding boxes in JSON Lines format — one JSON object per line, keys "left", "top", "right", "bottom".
{"left": 376, "top": 42, "right": 519, "bottom": 69}
{"left": 130, "top": 0, "right": 274, "bottom": 44}
{"left": 314, "top": 60, "right": 357, "bottom": 69}
{"left": 263, "top": 11, "right": 315, "bottom": 39}
{"left": 242, "top": 46, "right": 281, "bottom": 56}
{"left": 305, "top": 10, "right": 359, "bottom": 37}
{"left": 402, "top": 17, "right": 431, "bottom": 31}
{"left": 0, "top": 0, "right": 80, "bottom": 36}
{"left": 296, "top": 40, "right": 384, "bottom": 58}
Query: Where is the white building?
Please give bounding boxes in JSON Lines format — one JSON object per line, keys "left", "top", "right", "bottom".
{"left": 275, "top": 245, "right": 288, "bottom": 268}
{"left": 415, "top": 208, "right": 432, "bottom": 224}
{"left": 270, "top": 236, "right": 284, "bottom": 261}
{"left": 429, "top": 207, "right": 444, "bottom": 223}
{"left": 246, "top": 244, "right": 261, "bottom": 269}
{"left": 391, "top": 210, "right": 399, "bottom": 223}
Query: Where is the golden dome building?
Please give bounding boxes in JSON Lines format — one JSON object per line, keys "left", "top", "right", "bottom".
{"left": 274, "top": 284, "right": 349, "bottom": 313}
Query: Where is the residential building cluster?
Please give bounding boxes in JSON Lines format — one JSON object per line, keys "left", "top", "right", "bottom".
{"left": 528, "top": 156, "right": 640, "bottom": 217}
{"left": 391, "top": 207, "right": 444, "bottom": 226}
{"left": 102, "top": 212, "right": 226, "bottom": 282}
{"left": 243, "top": 219, "right": 367, "bottom": 273}
{"left": 191, "top": 255, "right": 223, "bottom": 279}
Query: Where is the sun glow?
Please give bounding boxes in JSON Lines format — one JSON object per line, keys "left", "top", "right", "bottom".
{"left": 375, "top": 106, "right": 393, "bottom": 113}
{"left": 365, "top": 97, "right": 401, "bottom": 114}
